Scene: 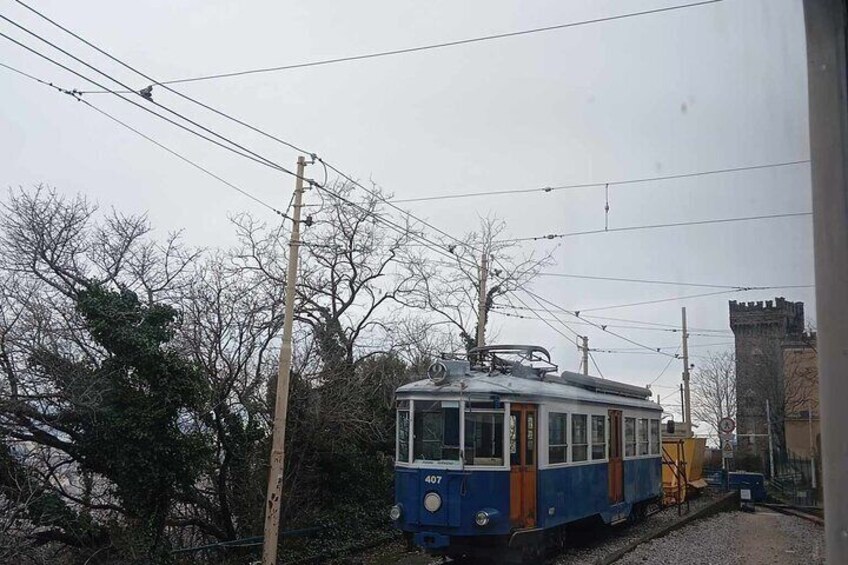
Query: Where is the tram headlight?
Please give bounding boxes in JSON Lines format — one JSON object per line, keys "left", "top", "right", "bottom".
{"left": 475, "top": 510, "right": 491, "bottom": 527}
{"left": 423, "top": 492, "right": 442, "bottom": 513}
{"left": 474, "top": 508, "right": 499, "bottom": 527}
{"left": 389, "top": 504, "right": 402, "bottom": 521}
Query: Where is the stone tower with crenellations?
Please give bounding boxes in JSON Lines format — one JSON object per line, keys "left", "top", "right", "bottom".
{"left": 729, "top": 297, "right": 805, "bottom": 472}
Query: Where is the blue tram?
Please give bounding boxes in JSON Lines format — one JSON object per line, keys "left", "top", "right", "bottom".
{"left": 389, "top": 345, "right": 663, "bottom": 561}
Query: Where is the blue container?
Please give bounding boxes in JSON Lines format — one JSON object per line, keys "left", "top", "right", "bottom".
{"left": 728, "top": 471, "right": 767, "bottom": 502}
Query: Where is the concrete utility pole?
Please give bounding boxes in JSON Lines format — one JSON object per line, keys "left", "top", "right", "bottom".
{"left": 766, "top": 398, "right": 775, "bottom": 480}
{"left": 582, "top": 336, "right": 589, "bottom": 376}
{"left": 476, "top": 253, "right": 488, "bottom": 347}
{"left": 681, "top": 307, "right": 692, "bottom": 437}
{"left": 804, "top": 2, "right": 848, "bottom": 560}
{"left": 262, "top": 156, "right": 307, "bottom": 565}
{"left": 809, "top": 405, "right": 817, "bottom": 489}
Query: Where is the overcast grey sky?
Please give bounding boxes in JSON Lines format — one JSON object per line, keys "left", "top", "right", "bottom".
{"left": 0, "top": 0, "right": 814, "bottom": 414}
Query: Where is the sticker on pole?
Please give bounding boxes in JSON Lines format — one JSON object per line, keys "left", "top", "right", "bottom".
{"left": 719, "top": 417, "right": 736, "bottom": 434}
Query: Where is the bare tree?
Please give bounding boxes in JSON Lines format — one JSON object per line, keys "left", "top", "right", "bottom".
{"left": 691, "top": 351, "right": 736, "bottom": 441}
{"left": 404, "top": 215, "right": 553, "bottom": 352}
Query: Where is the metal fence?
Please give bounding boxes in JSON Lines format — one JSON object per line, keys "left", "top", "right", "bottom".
{"left": 773, "top": 449, "right": 821, "bottom": 507}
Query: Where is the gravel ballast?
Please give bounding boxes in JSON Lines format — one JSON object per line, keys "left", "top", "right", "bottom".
{"left": 615, "top": 510, "right": 824, "bottom": 565}
{"left": 556, "top": 493, "right": 724, "bottom": 564}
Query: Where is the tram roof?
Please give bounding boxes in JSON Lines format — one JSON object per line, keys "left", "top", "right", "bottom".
{"left": 397, "top": 362, "right": 662, "bottom": 411}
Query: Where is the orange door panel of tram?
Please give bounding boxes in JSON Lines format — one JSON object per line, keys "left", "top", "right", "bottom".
{"left": 609, "top": 409, "right": 624, "bottom": 504}
{"left": 509, "top": 404, "right": 537, "bottom": 528}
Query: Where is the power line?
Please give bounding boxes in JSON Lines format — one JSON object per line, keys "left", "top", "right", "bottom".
{"left": 7, "top": 2, "right": 482, "bottom": 263}
{"left": 501, "top": 293, "right": 585, "bottom": 358}
{"left": 0, "top": 26, "right": 297, "bottom": 179}
{"left": 578, "top": 313, "right": 730, "bottom": 333}
{"left": 0, "top": 15, "right": 302, "bottom": 179}
{"left": 588, "top": 350, "right": 605, "bottom": 379}
{"left": 394, "top": 159, "right": 810, "bottom": 204}
{"left": 12, "top": 0, "right": 312, "bottom": 156}
{"left": 590, "top": 342, "right": 734, "bottom": 354}
{"left": 0, "top": 34, "right": 469, "bottom": 267}
{"left": 1, "top": 61, "right": 291, "bottom": 217}
{"left": 648, "top": 346, "right": 681, "bottom": 387}
{"left": 520, "top": 289, "right": 678, "bottom": 358}
{"left": 537, "top": 272, "right": 772, "bottom": 290}
{"left": 578, "top": 285, "right": 815, "bottom": 313}
{"left": 71, "top": 0, "right": 723, "bottom": 90}
{"left": 491, "top": 307, "right": 729, "bottom": 336}
{"left": 503, "top": 211, "right": 813, "bottom": 243}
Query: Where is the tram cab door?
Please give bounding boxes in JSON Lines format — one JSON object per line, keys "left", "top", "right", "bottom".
{"left": 509, "top": 404, "right": 537, "bottom": 528}
{"left": 609, "top": 409, "right": 624, "bottom": 504}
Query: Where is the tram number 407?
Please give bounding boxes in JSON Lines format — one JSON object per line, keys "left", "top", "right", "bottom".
{"left": 424, "top": 475, "right": 442, "bottom": 485}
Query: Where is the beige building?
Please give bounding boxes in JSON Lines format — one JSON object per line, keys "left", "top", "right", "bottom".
{"left": 781, "top": 333, "right": 819, "bottom": 459}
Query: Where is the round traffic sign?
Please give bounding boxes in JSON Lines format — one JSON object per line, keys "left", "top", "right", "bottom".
{"left": 719, "top": 417, "right": 736, "bottom": 434}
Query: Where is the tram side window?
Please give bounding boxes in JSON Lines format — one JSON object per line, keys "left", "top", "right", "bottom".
{"left": 637, "top": 418, "right": 649, "bottom": 456}
{"left": 572, "top": 414, "right": 588, "bottom": 462}
{"left": 548, "top": 412, "right": 568, "bottom": 464}
{"left": 650, "top": 419, "right": 660, "bottom": 455}
{"left": 413, "top": 400, "right": 460, "bottom": 462}
{"left": 397, "top": 401, "right": 410, "bottom": 463}
{"left": 591, "top": 415, "right": 606, "bottom": 460}
{"left": 465, "top": 410, "right": 504, "bottom": 466}
{"left": 625, "top": 417, "right": 636, "bottom": 457}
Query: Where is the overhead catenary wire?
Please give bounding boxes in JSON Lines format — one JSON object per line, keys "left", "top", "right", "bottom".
{"left": 6, "top": 2, "right": 485, "bottom": 262}
{"left": 587, "top": 350, "right": 605, "bottom": 379}
{"left": 0, "top": 27, "right": 300, "bottom": 183}
{"left": 490, "top": 308, "right": 730, "bottom": 336}
{"left": 394, "top": 159, "right": 810, "bottom": 204}
{"left": 0, "top": 41, "right": 471, "bottom": 267}
{"left": 11, "top": 0, "right": 312, "bottom": 156}
{"left": 0, "top": 16, "right": 302, "bottom": 179}
{"left": 578, "top": 313, "right": 731, "bottom": 333}
{"left": 0, "top": 62, "right": 295, "bottom": 219}
{"left": 5, "top": 1, "right": 810, "bottom": 275}
{"left": 578, "top": 285, "right": 815, "bottom": 313}
{"left": 70, "top": 0, "right": 723, "bottom": 91}
{"left": 535, "top": 272, "right": 788, "bottom": 289}
{"left": 497, "top": 284, "right": 814, "bottom": 315}
{"left": 519, "top": 288, "right": 678, "bottom": 358}
{"left": 648, "top": 346, "right": 682, "bottom": 387}
{"left": 503, "top": 292, "right": 582, "bottom": 341}
{"left": 502, "top": 211, "right": 813, "bottom": 243}
{"left": 1, "top": 3, "right": 808, "bottom": 370}
{"left": 80, "top": 97, "right": 292, "bottom": 218}
{"left": 590, "top": 342, "right": 734, "bottom": 354}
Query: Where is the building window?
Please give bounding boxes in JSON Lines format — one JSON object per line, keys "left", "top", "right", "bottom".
{"left": 464, "top": 408, "right": 504, "bottom": 466}
{"left": 650, "top": 419, "right": 660, "bottom": 455}
{"left": 591, "top": 415, "right": 606, "bottom": 460}
{"left": 625, "top": 417, "right": 636, "bottom": 457}
{"left": 572, "top": 414, "right": 588, "bottom": 462}
{"left": 638, "top": 418, "right": 649, "bottom": 456}
{"left": 413, "top": 400, "right": 460, "bottom": 463}
{"left": 548, "top": 412, "right": 568, "bottom": 464}
{"left": 397, "top": 401, "right": 410, "bottom": 463}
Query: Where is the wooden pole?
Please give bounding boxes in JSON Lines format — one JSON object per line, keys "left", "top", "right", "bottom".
{"left": 582, "top": 336, "right": 589, "bottom": 376}
{"left": 262, "top": 156, "right": 307, "bottom": 565}
{"left": 681, "top": 307, "right": 692, "bottom": 437}
{"left": 476, "top": 253, "right": 488, "bottom": 347}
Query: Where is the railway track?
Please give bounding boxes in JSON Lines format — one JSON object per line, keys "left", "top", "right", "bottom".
{"left": 559, "top": 491, "right": 737, "bottom": 564}
{"left": 756, "top": 503, "right": 824, "bottom": 526}
{"left": 420, "top": 491, "right": 737, "bottom": 564}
